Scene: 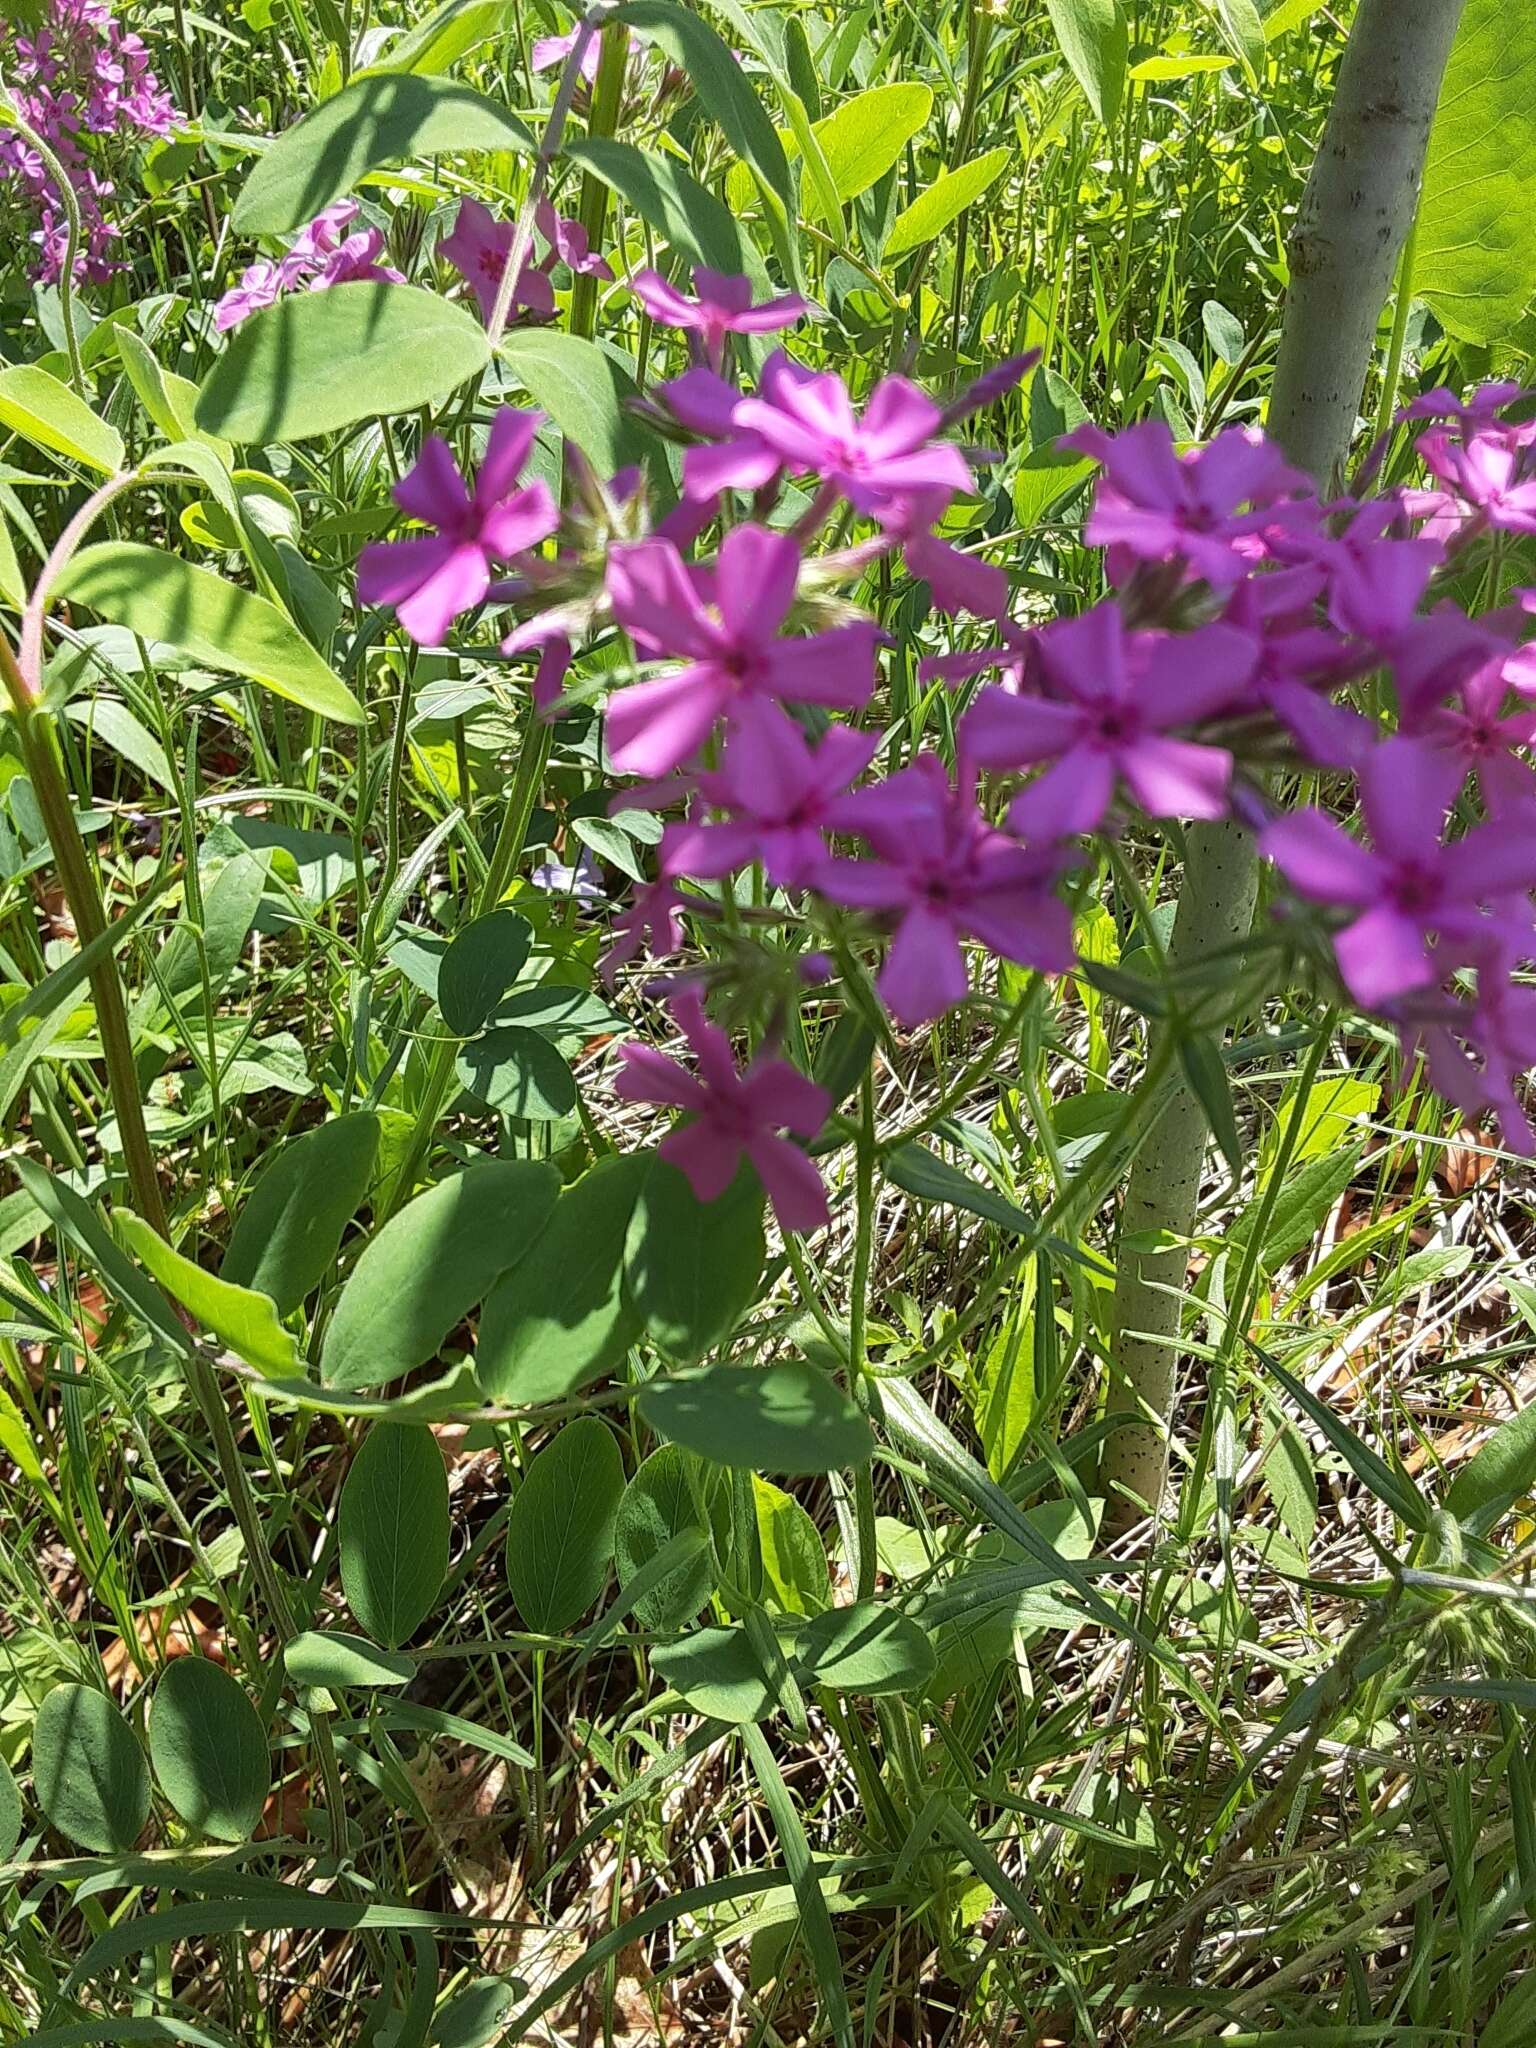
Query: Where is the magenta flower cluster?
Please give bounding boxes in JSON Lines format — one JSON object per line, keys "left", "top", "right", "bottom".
{"left": 351, "top": 237, "right": 1536, "bottom": 1226}
{"left": 1, "top": 0, "right": 176, "bottom": 283}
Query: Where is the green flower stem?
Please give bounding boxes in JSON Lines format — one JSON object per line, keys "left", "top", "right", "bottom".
{"left": 1100, "top": 0, "right": 1469, "bottom": 1530}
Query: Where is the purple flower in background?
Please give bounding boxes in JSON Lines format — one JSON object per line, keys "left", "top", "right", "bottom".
{"left": 532, "top": 848, "right": 606, "bottom": 903}
{"left": 632, "top": 266, "right": 806, "bottom": 367}
{"left": 213, "top": 201, "right": 400, "bottom": 328}
{"left": 357, "top": 408, "right": 557, "bottom": 645}
{"left": 1399, "top": 381, "right": 1530, "bottom": 428}
{"left": 614, "top": 990, "right": 832, "bottom": 1229}
{"left": 875, "top": 488, "right": 1007, "bottom": 621}
{"left": 1261, "top": 737, "right": 1536, "bottom": 1007}
{"left": 310, "top": 225, "right": 403, "bottom": 289}
{"left": 1066, "top": 420, "right": 1314, "bottom": 587}
{"left": 441, "top": 197, "right": 556, "bottom": 322}
{"left": 663, "top": 700, "right": 879, "bottom": 888}
{"left": 535, "top": 200, "right": 613, "bottom": 280}
{"left": 214, "top": 256, "right": 301, "bottom": 331}
{"left": 958, "top": 604, "right": 1253, "bottom": 838}
{"left": 1404, "top": 424, "right": 1536, "bottom": 543}
{"left": 1220, "top": 567, "right": 1372, "bottom": 769}
{"left": 1400, "top": 652, "right": 1536, "bottom": 814}
{"left": 287, "top": 198, "right": 360, "bottom": 264}
{"left": 1412, "top": 963, "right": 1536, "bottom": 1155}
{"left": 814, "top": 754, "right": 1075, "bottom": 1028}
{"left": 604, "top": 525, "right": 880, "bottom": 777}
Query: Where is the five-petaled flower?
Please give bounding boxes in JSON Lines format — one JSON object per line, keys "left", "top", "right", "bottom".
{"left": 615, "top": 990, "right": 832, "bottom": 1230}
{"left": 604, "top": 526, "right": 881, "bottom": 777}
{"left": 357, "top": 409, "right": 557, "bottom": 646}
{"left": 631, "top": 266, "right": 806, "bottom": 368}
{"left": 440, "top": 197, "right": 555, "bottom": 322}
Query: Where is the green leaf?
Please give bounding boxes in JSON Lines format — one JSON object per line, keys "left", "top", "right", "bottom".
{"left": 1444, "top": 1402, "right": 1536, "bottom": 1534}
{"left": 884, "top": 146, "right": 1010, "bottom": 258}
{"left": 1210, "top": 0, "right": 1265, "bottom": 81}
{"left": 796, "top": 1603, "right": 935, "bottom": 1696}
{"left": 362, "top": 0, "right": 508, "bottom": 74}
{"left": 0, "top": 365, "right": 123, "bottom": 474}
{"left": 0, "top": 1755, "right": 21, "bottom": 1862}
{"left": 1177, "top": 1033, "right": 1242, "bottom": 1179}
{"left": 614, "top": 1444, "right": 715, "bottom": 1630}
{"left": 779, "top": 82, "right": 844, "bottom": 232}
{"left": 505, "top": 1417, "right": 624, "bottom": 1632}
{"left": 1257, "top": 1345, "right": 1430, "bottom": 1532}
{"left": 235, "top": 75, "right": 533, "bottom": 234}
{"left": 221, "top": 1113, "right": 381, "bottom": 1314}
{"left": 1258, "top": 1073, "right": 1376, "bottom": 1174}
{"left": 811, "top": 83, "right": 931, "bottom": 202}
{"left": 739, "top": 1723, "right": 854, "bottom": 2048}
{"left": 147, "top": 1659, "right": 270, "bottom": 1843}
{"left": 437, "top": 909, "right": 531, "bottom": 1036}
{"left": 1201, "top": 297, "right": 1246, "bottom": 364}
{"left": 285, "top": 1631, "right": 417, "bottom": 1689}
{"left": 429, "top": 1979, "right": 521, "bottom": 2048}
{"left": 624, "top": 1157, "right": 765, "bottom": 1363}
{"left": 497, "top": 330, "right": 645, "bottom": 477}
{"left": 1417, "top": 0, "right": 1536, "bottom": 343}
{"left": 1042, "top": 0, "right": 1127, "bottom": 125}
{"left": 454, "top": 1026, "right": 576, "bottom": 1121}
{"left": 753, "top": 1476, "right": 827, "bottom": 1615}
{"left": 563, "top": 138, "right": 769, "bottom": 286}
{"left": 196, "top": 284, "right": 491, "bottom": 443}
{"left": 885, "top": 1142, "right": 1034, "bottom": 1235}
{"left": 52, "top": 544, "right": 363, "bottom": 725}
{"left": 639, "top": 1363, "right": 873, "bottom": 1475}
{"left": 476, "top": 1152, "right": 646, "bottom": 1403}
{"left": 339, "top": 1423, "right": 450, "bottom": 1647}
{"left": 321, "top": 1158, "right": 559, "bottom": 1391}
{"left": 651, "top": 1625, "right": 778, "bottom": 1724}
{"left": 617, "top": 0, "right": 795, "bottom": 229}
{"left": 32, "top": 1683, "right": 151, "bottom": 1852}
{"left": 116, "top": 1210, "right": 302, "bottom": 1377}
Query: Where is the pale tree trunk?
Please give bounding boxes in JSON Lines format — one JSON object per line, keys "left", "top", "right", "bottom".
{"left": 1099, "top": 0, "right": 1468, "bottom": 1528}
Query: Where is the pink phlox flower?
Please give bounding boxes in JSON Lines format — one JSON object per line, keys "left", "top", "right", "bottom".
{"left": 604, "top": 525, "right": 880, "bottom": 777}
{"left": 957, "top": 604, "right": 1252, "bottom": 838}
{"left": 614, "top": 990, "right": 832, "bottom": 1230}
{"left": 530, "top": 26, "right": 641, "bottom": 78}
{"left": 1411, "top": 965, "right": 1536, "bottom": 1156}
{"left": 310, "top": 226, "right": 403, "bottom": 289}
{"left": 599, "top": 850, "right": 692, "bottom": 987}
{"left": 1400, "top": 652, "right": 1536, "bottom": 815}
{"left": 287, "top": 198, "right": 359, "bottom": 265}
{"left": 1296, "top": 500, "right": 1442, "bottom": 647}
{"left": 631, "top": 266, "right": 806, "bottom": 368}
{"left": 875, "top": 488, "right": 1007, "bottom": 621}
{"left": 357, "top": 408, "right": 557, "bottom": 645}
{"left": 1403, "top": 424, "right": 1536, "bottom": 542}
{"left": 1399, "top": 381, "right": 1531, "bottom": 429}
{"left": 1220, "top": 567, "right": 1373, "bottom": 768}
{"left": 1064, "top": 420, "right": 1316, "bottom": 588}
{"left": 440, "top": 197, "right": 556, "bottom": 322}
{"left": 699, "top": 352, "right": 973, "bottom": 512}
{"left": 534, "top": 199, "right": 613, "bottom": 280}
{"left": 813, "top": 754, "right": 1075, "bottom": 1029}
{"left": 214, "top": 256, "right": 299, "bottom": 331}
{"left": 663, "top": 700, "right": 879, "bottom": 889}
{"left": 1260, "top": 736, "right": 1536, "bottom": 1008}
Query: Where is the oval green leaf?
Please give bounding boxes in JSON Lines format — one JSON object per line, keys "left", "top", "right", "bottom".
{"left": 639, "top": 1362, "right": 873, "bottom": 1475}
{"left": 221, "top": 1112, "right": 381, "bottom": 1314}
{"left": 811, "top": 83, "right": 932, "bottom": 201}
{"left": 52, "top": 544, "right": 364, "bottom": 725}
{"left": 0, "top": 364, "right": 123, "bottom": 475}
{"left": 477, "top": 1152, "right": 646, "bottom": 1403}
{"left": 885, "top": 146, "right": 1010, "bottom": 258}
{"left": 506, "top": 1417, "right": 625, "bottom": 1632}
{"left": 563, "top": 138, "right": 769, "bottom": 287}
{"left": 196, "top": 283, "right": 491, "bottom": 444}
{"left": 795, "top": 1602, "right": 935, "bottom": 1696}
{"left": 339, "top": 1423, "right": 450, "bottom": 1647}
{"left": 438, "top": 909, "right": 531, "bottom": 1037}
{"left": 498, "top": 330, "right": 646, "bottom": 478}
{"left": 1042, "top": 0, "right": 1127, "bottom": 125}
{"left": 623, "top": 1157, "right": 764, "bottom": 1363}
{"left": 321, "top": 1158, "right": 559, "bottom": 1391}
{"left": 32, "top": 1683, "right": 151, "bottom": 1852}
{"left": 454, "top": 1027, "right": 577, "bottom": 1121}
{"left": 651, "top": 1625, "right": 778, "bottom": 1724}
{"left": 285, "top": 1630, "right": 417, "bottom": 1690}
{"left": 614, "top": 1444, "right": 715, "bottom": 1631}
{"left": 235, "top": 75, "right": 533, "bottom": 234}
{"left": 148, "top": 1657, "right": 270, "bottom": 1842}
